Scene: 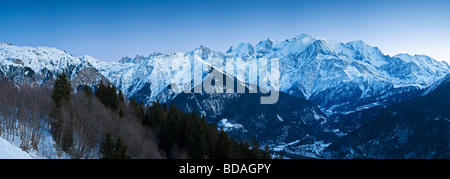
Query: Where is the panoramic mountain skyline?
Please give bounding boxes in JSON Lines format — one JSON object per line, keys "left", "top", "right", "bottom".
{"left": 1, "top": 32, "right": 449, "bottom": 159}
{"left": 1, "top": 0, "right": 449, "bottom": 161}
{"left": 1, "top": 0, "right": 450, "bottom": 63}
{"left": 2, "top": 32, "right": 449, "bottom": 155}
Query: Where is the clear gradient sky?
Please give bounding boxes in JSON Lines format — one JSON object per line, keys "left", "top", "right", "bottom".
{"left": 1, "top": 0, "right": 450, "bottom": 63}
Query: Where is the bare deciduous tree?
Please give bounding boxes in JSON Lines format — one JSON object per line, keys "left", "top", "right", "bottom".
{"left": 0, "top": 77, "right": 163, "bottom": 159}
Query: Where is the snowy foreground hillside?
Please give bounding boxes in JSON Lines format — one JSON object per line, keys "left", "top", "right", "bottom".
{"left": 0, "top": 137, "right": 32, "bottom": 159}
{"left": 0, "top": 124, "right": 71, "bottom": 159}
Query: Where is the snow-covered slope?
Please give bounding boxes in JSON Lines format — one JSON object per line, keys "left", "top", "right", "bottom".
{"left": 0, "top": 43, "right": 112, "bottom": 90}
{"left": 0, "top": 43, "right": 88, "bottom": 80}
{"left": 85, "top": 45, "right": 226, "bottom": 105}
{"left": 0, "top": 137, "right": 32, "bottom": 159}
{"left": 0, "top": 119, "right": 71, "bottom": 159}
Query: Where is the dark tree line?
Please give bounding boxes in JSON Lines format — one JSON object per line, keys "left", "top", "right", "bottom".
{"left": 95, "top": 81, "right": 125, "bottom": 113}
{"left": 100, "top": 133, "right": 131, "bottom": 159}
{"left": 138, "top": 101, "right": 272, "bottom": 159}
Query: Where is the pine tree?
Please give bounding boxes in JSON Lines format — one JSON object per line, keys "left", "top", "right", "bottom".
{"left": 99, "top": 133, "right": 130, "bottom": 159}
{"left": 51, "top": 72, "right": 74, "bottom": 153}
{"left": 95, "top": 81, "right": 119, "bottom": 111}
{"left": 100, "top": 133, "right": 115, "bottom": 159}
{"left": 215, "top": 130, "right": 234, "bottom": 159}
{"left": 119, "top": 108, "right": 125, "bottom": 118}
{"left": 146, "top": 101, "right": 166, "bottom": 128}
{"left": 251, "top": 136, "right": 262, "bottom": 159}
{"left": 83, "top": 85, "right": 93, "bottom": 99}
{"left": 118, "top": 90, "right": 125, "bottom": 104}
{"left": 96, "top": 80, "right": 106, "bottom": 103}
{"left": 263, "top": 145, "right": 272, "bottom": 159}
{"left": 52, "top": 72, "right": 72, "bottom": 108}
{"left": 106, "top": 84, "right": 119, "bottom": 111}
{"left": 114, "top": 136, "right": 131, "bottom": 159}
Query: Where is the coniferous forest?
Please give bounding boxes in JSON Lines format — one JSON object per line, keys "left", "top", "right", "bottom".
{"left": 0, "top": 73, "right": 271, "bottom": 159}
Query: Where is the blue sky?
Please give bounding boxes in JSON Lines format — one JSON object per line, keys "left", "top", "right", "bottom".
{"left": 1, "top": 0, "right": 450, "bottom": 63}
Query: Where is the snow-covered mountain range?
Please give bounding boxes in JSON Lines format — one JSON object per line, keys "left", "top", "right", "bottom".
{"left": 0, "top": 42, "right": 110, "bottom": 90}
{"left": 85, "top": 34, "right": 449, "bottom": 116}
{"left": 1, "top": 34, "right": 449, "bottom": 157}
{"left": 3, "top": 34, "right": 448, "bottom": 116}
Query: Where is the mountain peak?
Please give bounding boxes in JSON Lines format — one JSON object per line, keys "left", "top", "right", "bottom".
{"left": 194, "top": 45, "right": 213, "bottom": 55}
{"left": 256, "top": 38, "right": 275, "bottom": 47}
{"left": 255, "top": 38, "right": 275, "bottom": 56}
{"left": 0, "top": 42, "right": 14, "bottom": 46}
{"left": 344, "top": 40, "right": 384, "bottom": 59}
{"left": 80, "top": 55, "right": 98, "bottom": 61}
{"left": 294, "top": 33, "right": 314, "bottom": 40}
{"left": 119, "top": 56, "right": 132, "bottom": 63}
{"left": 275, "top": 34, "right": 324, "bottom": 56}
{"left": 347, "top": 40, "right": 365, "bottom": 45}
{"left": 226, "top": 42, "right": 255, "bottom": 58}
{"left": 302, "top": 39, "right": 336, "bottom": 56}
{"left": 197, "top": 45, "right": 206, "bottom": 49}
{"left": 345, "top": 40, "right": 371, "bottom": 50}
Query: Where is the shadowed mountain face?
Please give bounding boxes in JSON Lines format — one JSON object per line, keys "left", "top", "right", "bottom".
{"left": 168, "top": 70, "right": 333, "bottom": 145}
{"left": 322, "top": 75, "right": 450, "bottom": 159}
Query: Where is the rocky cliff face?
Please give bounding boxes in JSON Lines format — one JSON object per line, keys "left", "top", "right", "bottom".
{"left": 169, "top": 71, "right": 330, "bottom": 146}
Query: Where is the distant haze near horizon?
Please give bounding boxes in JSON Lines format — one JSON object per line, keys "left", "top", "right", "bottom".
{"left": 1, "top": 0, "right": 450, "bottom": 63}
